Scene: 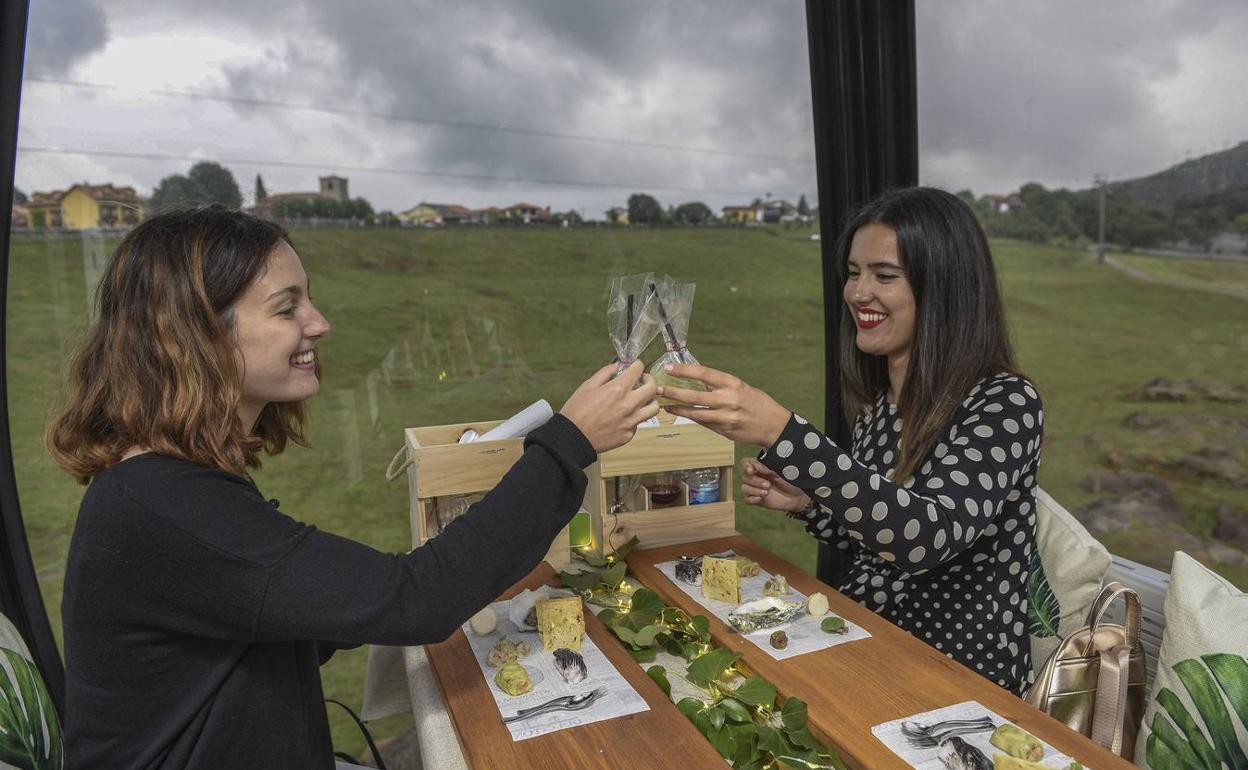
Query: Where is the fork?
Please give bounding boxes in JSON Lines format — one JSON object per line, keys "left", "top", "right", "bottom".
{"left": 502, "top": 686, "right": 607, "bottom": 724}
{"left": 900, "top": 716, "right": 995, "bottom": 738}
{"left": 903, "top": 723, "right": 996, "bottom": 749}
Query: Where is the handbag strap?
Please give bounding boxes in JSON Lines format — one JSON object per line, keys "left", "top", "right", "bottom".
{"left": 1085, "top": 581, "right": 1142, "bottom": 648}
{"left": 1090, "top": 644, "right": 1132, "bottom": 753}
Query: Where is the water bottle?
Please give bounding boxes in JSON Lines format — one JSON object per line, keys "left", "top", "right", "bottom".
{"left": 686, "top": 467, "right": 720, "bottom": 505}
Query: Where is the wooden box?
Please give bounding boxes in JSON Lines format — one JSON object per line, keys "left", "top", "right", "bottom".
{"left": 402, "top": 418, "right": 572, "bottom": 571}
{"left": 586, "top": 413, "right": 737, "bottom": 556}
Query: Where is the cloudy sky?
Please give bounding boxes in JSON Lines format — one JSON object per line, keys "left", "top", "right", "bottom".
{"left": 15, "top": 0, "right": 1248, "bottom": 216}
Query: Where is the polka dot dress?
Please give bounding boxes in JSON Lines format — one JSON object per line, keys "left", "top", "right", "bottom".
{"left": 760, "top": 374, "right": 1043, "bottom": 693}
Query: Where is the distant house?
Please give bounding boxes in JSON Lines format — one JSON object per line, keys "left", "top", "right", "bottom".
{"left": 985, "top": 193, "right": 1022, "bottom": 214}
{"left": 251, "top": 175, "right": 351, "bottom": 218}
{"left": 398, "top": 202, "right": 474, "bottom": 227}
{"left": 23, "top": 183, "right": 144, "bottom": 230}
{"left": 470, "top": 206, "right": 505, "bottom": 225}
{"left": 10, "top": 204, "right": 29, "bottom": 230}
{"left": 506, "top": 203, "right": 550, "bottom": 224}
{"left": 762, "top": 199, "right": 799, "bottom": 224}
{"left": 722, "top": 204, "right": 763, "bottom": 224}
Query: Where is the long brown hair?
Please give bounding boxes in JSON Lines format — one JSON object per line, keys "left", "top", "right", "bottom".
{"left": 47, "top": 205, "right": 314, "bottom": 483}
{"left": 836, "top": 187, "right": 1023, "bottom": 483}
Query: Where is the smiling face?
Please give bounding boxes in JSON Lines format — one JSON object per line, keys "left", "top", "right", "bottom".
{"left": 230, "top": 240, "right": 331, "bottom": 429}
{"left": 843, "top": 223, "right": 916, "bottom": 368}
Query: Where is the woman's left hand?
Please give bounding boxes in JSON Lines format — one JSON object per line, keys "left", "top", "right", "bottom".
{"left": 659, "top": 363, "right": 791, "bottom": 447}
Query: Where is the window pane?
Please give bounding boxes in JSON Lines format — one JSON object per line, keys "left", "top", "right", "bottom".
{"left": 11, "top": 0, "right": 822, "bottom": 751}
{"left": 918, "top": 2, "right": 1248, "bottom": 587}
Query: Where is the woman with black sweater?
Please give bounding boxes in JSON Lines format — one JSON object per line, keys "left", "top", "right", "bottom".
{"left": 660, "top": 187, "right": 1043, "bottom": 695}
{"left": 49, "top": 206, "right": 659, "bottom": 769}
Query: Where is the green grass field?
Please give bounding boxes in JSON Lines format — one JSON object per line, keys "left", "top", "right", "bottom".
{"left": 6, "top": 225, "right": 1246, "bottom": 755}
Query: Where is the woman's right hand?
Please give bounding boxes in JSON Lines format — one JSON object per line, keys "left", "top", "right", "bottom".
{"left": 560, "top": 360, "right": 659, "bottom": 454}
{"left": 741, "top": 457, "right": 810, "bottom": 513}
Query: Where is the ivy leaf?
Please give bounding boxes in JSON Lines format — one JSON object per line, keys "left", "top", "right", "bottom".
{"left": 627, "top": 645, "right": 657, "bottom": 663}
{"left": 787, "top": 726, "right": 822, "bottom": 751}
{"left": 728, "top": 722, "right": 760, "bottom": 766}
{"left": 756, "top": 725, "right": 787, "bottom": 756}
{"left": 707, "top": 704, "right": 727, "bottom": 731}
{"left": 601, "top": 561, "right": 627, "bottom": 588}
{"left": 609, "top": 535, "right": 641, "bottom": 562}
{"left": 676, "top": 697, "right": 704, "bottom": 720}
{"left": 733, "top": 677, "right": 778, "bottom": 707}
{"left": 612, "top": 625, "right": 637, "bottom": 645}
{"left": 781, "top": 697, "right": 809, "bottom": 732}
{"left": 574, "top": 549, "right": 610, "bottom": 568}
{"left": 626, "top": 589, "right": 664, "bottom": 627}
{"left": 821, "top": 616, "right": 848, "bottom": 634}
{"left": 687, "top": 647, "right": 741, "bottom": 686}
{"left": 633, "top": 624, "right": 664, "bottom": 647}
{"left": 646, "top": 665, "right": 671, "bottom": 697}
{"left": 719, "top": 697, "right": 753, "bottom": 724}
{"left": 709, "top": 724, "right": 734, "bottom": 759}
{"left": 691, "top": 615, "right": 711, "bottom": 641}
{"left": 659, "top": 635, "right": 686, "bottom": 658}
{"left": 558, "top": 569, "right": 602, "bottom": 592}
{"left": 596, "top": 608, "right": 622, "bottom": 628}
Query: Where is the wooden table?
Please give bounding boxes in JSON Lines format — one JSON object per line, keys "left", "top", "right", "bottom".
{"left": 626, "top": 535, "right": 1139, "bottom": 770}
{"left": 423, "top": 563, "right": 727, "bottom": 769}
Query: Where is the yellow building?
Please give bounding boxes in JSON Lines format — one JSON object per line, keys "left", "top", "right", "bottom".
{"left": 25, "top": 183, "right": 144, "bottom": 230}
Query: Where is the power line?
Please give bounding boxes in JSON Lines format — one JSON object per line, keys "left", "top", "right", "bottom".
{"left": 24, "top": 75, "right": 817, "bottom": 166}
{"left": 17, "top": 145, "right": 805, "bottom": 200}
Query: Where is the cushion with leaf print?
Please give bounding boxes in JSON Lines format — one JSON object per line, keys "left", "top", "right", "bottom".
{"left": 0, "top": 612, "right": 62, "bottom": 770}
{"left": 1134, "top": 552, "right": 1248, "bottom": 770}
{"left": 1029, "top": 488, "right": 1112, "bottom": 676}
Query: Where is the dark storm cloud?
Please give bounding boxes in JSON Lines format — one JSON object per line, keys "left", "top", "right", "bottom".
{"left": 25, "top": 0, "right": 109, "bottom": 76}
{"left": 916, "top": 0, "right": 1248, "bottom": 191}
{"left": 212, "top": 0, "right": 818, "bottom": 203}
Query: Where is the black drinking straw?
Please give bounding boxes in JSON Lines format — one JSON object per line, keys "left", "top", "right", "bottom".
{"left": 626, "top": 293, "right": 634, "bottom": 349}
{"left": 649, "top": 282, "right": 678, "bottom": 346}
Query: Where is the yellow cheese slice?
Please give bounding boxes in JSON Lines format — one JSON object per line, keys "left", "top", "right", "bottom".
{"left": 535, "top": 596, "right": 584, "bottom": 651}
{"left": 701, "top": 556, "right": 741, "bottom": 604}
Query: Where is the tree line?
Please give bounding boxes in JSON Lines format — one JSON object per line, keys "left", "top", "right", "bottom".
{"left": 960, "top": 183, "right": 1248, "bottom": 251}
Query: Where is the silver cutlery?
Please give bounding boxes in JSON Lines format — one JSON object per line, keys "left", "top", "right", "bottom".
{"left": 908, "top": 718, "right": 993, "bottom": 743}
{"left": 900, "top": 716, "right": 995, "bottom": 738}
{"left": 502, "top": 686, "right": 607, "bottom": 724}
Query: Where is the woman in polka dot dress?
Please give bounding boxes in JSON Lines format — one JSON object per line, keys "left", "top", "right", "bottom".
{"left": 660, "top": 187, "right": 1043, "bottom": 694}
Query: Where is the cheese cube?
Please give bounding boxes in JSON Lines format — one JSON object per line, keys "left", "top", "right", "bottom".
{"left": 535, "top": 597, "right": 584, "bottom": 651}
{"left": 701, "top": 556, "right": 741, "bottom": 604}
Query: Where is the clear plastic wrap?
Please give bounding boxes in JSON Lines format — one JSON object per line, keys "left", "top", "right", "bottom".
{"left": 647, "top": 275, "right": 708, "bottom": 406}
{"left": 606, "top": 273, "right": 661, "bottom": 376}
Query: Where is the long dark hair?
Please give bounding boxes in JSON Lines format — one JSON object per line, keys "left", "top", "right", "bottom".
{"left": 835, "top": 187, "right": 1022, "bottom": 483}
{"left": 48, "top": 205, "right": 315, "bottom": 483}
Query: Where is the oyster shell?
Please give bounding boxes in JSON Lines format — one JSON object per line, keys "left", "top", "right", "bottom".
{"left": 552, "top": 647, "right": 588, "bottom": 684}
{"left": 509, "top": 586, "right": 555, "bottom": 631}
{"left": 726, "top": 597, "right": 805, "bottom": 633}
{"left": 762, "top": 574, "right": 788, "bottom": 597}
{"left": 674, "top": 556, "right": 703, "bottom": 586}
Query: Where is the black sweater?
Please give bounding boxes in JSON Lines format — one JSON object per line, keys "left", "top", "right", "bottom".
{"left": 61, "top": 414, "right": 595, "bottom": 769}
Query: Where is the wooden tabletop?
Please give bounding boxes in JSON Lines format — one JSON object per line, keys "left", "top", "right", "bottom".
{"left": 423, "top": 563, "right": 727, "bottom": 769}
{"left": 625, "top": 535, "right": 1139, "bottom": 770}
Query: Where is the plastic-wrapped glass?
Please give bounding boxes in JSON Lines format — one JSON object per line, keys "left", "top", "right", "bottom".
{"left": 647, "top": 275, "right": 708, "bottom": 406}
{"left": 606, "top": 273, "right": 661, "bottom": 377}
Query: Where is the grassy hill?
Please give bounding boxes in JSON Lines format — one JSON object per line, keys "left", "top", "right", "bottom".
{"left": 6, "top": 224, "right": 1245, "bottom": 754}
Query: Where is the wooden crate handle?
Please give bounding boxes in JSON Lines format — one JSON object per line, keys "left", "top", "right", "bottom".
{"left": 386, "top": 445, "right": 412, "bottom": 481}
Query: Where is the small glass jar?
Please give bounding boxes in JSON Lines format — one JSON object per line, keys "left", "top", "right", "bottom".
{"left": 643, "top": 472, "right": 682, "bottom": 508}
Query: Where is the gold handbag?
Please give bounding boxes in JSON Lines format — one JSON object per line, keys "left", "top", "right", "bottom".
{"left": 1025, "top": 581, "right": 1148, "bottom": 759}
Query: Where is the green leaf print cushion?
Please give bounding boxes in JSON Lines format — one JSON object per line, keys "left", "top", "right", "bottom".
{"left": 1135, "top": 552, "right": 1248, "bottom": 770}
{"left": 0, "top": 614, "right": 62, "bottom": 770}
{"left": 1029, "top": 489, "right": 1112, "bottom": 674}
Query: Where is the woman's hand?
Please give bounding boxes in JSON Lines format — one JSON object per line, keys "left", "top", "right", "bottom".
{"left": 740, "top": 458, "right": 811, "bottom": 513}
{"left": 659, "top": 363, "right": 792, "bottom": 447}
{"left": 560, "top": 360, "right": 659, "bottom": 453}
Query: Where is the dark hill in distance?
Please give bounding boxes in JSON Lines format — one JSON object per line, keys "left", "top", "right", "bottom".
{"left": 1112, "top": 141, "right": 1248, "bottom": 206}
